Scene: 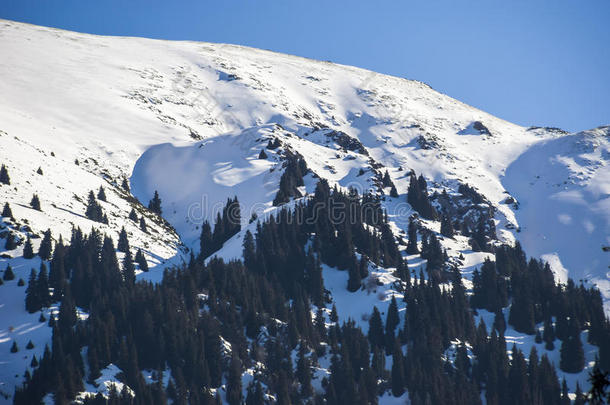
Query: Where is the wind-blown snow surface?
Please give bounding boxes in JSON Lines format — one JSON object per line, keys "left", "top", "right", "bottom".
{"left": 0, "top": 19, "right": 608, "bottom": 401}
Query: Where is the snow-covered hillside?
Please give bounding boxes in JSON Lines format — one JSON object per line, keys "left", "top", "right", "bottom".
{"left": 0, "top": 19, "right": 608, "bottom": 402}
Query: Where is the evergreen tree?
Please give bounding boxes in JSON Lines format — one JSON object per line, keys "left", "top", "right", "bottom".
{"left": 3, "top": 264, "right": 15, "bottom": 280}
{"left": 390, "top": 342, "right": 405, "bottom": 396}
{"left": 117, "top": 227, "right": 129, "bottom": 253}
{"left": 36, "top": 167, "right": 43, "bottom": 175}
{"left": 97, "top": 186, "right": 107, "bottom": 202}
{"left": 25, "top": 268, "right": 40, "bottom": 313}
{"left": 368, "top": 307, "right": 384, "bottom": 350}
{"left": 23, "top": 237, "right": 34, "bottom": 259}
{"left": 38, "top": 229, "right": 53, "bottom": 260}
{"left": 226, "top": 355, "right": 243, "bottom": 405}
{"left": 37, "top": 264, "right": 50, "bottom": 308}
{"left": 2, "top": 202, "right": 12, "bottom": 218}
{"left": 5, "top": 232, "right": 17, "bottom": 250}
{"left": 258, "top": 149, "right": 268, "bottom": 159}
{"left": 134, "top": 248, "right": 148, "bottom": 272}
{"left": 246, "top": 381, "right": 265, "bottom": 405}
{"left": 347, "top": 256, "right": 362, "bottom": 292}
{"left": 121, "top": 178, "right": 130, "bottom": 192}
{"left": 10, "top": 341, "right": 18, "bottom": 353}
{"left": 30, "top": 194, "right": 41, "bottom": 211}
{"left": 139, "top": 217, "right": 148, "bottom": 233}
{"left": 128, "top": 208, "right": 138, "bottom": 222}
{"left": 390, "top": 184, "right": 398, "bottom": 198}
{"left": 0, "top": 164, "right": 10, "bottom": 185}
{"left": 148, "top": 190, "right": 162, "bottom": 215}
{"left": 440, "top": 214, "right": 454, "bottom": 238}
{"left": 122, "top": 249, "right": 136, "bottom": 285}
{"left": 406, "top": 218, "right": 419, "bottom": 254}
{"left": 560, "top": 334, "right": 585, "bottom": 373}
{"left": 85, "top": 191, "right": 104, "bottom": 222}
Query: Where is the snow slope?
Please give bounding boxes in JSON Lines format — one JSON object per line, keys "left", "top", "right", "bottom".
{"left": 0, "top": 19, "right": 608, "bottom": 401}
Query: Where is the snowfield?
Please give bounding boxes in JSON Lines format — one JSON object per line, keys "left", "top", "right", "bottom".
{"left": 0, "top": 19, "right": 608, "bottom": 402}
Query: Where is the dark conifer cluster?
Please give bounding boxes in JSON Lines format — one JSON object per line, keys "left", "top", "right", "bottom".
{"left": 199, "top": 196, "right": 241, "bottom": 259}
{"left": 85, "top": 190, "right": 108, "bottom": 224}
{"left": 272, "top": 153, "right": 308, "bottom": 206}
{"left": 407, "top": 173, "right": 437, "bottom": 220}
{"left": 10, "top": 179, "right": 610, "bottom": 405}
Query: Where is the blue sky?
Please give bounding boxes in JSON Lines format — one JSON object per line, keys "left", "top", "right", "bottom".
{"left": 1, "top": 0, "right": 608, "bottom": 132}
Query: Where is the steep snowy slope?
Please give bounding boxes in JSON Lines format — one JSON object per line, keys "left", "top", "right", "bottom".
{"left": 0, "top": 19, "right": 608, "bottom": 402}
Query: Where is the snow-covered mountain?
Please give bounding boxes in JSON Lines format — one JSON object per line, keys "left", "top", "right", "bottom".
{"left": 0, "top": 19, "right": 608, "bottom": 402}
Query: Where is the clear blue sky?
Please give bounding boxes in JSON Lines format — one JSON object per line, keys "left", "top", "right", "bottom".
{"left": 2, "top": 0, "right": 609, "bottom": 132}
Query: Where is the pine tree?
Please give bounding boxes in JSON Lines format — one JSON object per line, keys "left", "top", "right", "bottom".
{"left": 258, "top": 149, "right": 268, "bottom": 159}
{"left": 30, "top": 355, "right": 38, "bottom": 368}
{"left": 10, "top": 341, "right": 18, "bottom": 353}
{"left": 246, "top": 381, "right": 265, "bottom": 405}
{"left": 121, "top": 178, "right": 130, "bottom": 192}
{"left": 2, "top": 202, "right": 12, "bottom": 218}
{"left": 382, "top": 170, "right": 393, "bottom": 188}
{"left": 30, "top": 194, "right": 41, "bottom": 211}
{"left": 97, "top": 186, "right": 107, "bottom": 202}
{"left": 385, "top": 296, "right": 399, "bottom": 335}
{"left": 3, "top": 264, "right": 15, "bottom": 280}
{"left": 23, "top": 237, "right": 34, "bottom": 259}
{"left": 26, "top": 340, "right": 34, "bottom": 350}
{"left": 17, "top": 278, "right": 24, "bottom": 286}
{"left": 148, "top": 190, "right": 162, "bottom": 215}
{"left": 37, "top": 263, "right": 50, "bottom": 308}
{"left": 0, "top": 164, "right": 9, "bottom": 185}
{"left": 36, "top": 167, "right": 43, "bottom": 175}
{"left": 38, "top": 229, "right": 53, "bottom": 260}
{"left": 543, "top": 318, "right": 555, "bottom": 351}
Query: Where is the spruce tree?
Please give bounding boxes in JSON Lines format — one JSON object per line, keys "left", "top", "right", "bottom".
{"left": 258, "top": 149, "right": 268, "bottom": 159}
{"left": 5, "top": 232, "right": 17, "bottom": 250}
{"left": 97, "top": 186, "right": 107, "bottom": 202}
{"left": 30, "top": 194, "right": 41, "bottom": 211}
{"left": 135, "top": 248, "right": 148, "bottom": 272}
{"left": 85, "top": 191, "right": 104, "bottom": 222}
{"left": 391, "top": 342, "right": 405, "bottom": 396}
{"left": 560, "top": 334, "right": 585, "bottom": 373}
{"left": 23, "top": 236, "right": 34, "bottom": 259}
{"left": 226, "top": 355, "right": 243, "bottom": 405}
{"left": 148, "top": 190, "right": 162, "bottom": 215}
{"left": 139, "top": 217, "right": 148, "bottom": 233}
{"left": 37, "top": 264, "right": 50, "bottom": 308}
{"left": 36, "top": 167, "right": 43, "bottom": 175}
{"left": 2, "top": 202, "right": 12, "bottom": 218}
{"left": 121, "top": 178, "right": 130, "bottom": 192}
{"left": 128, "top": 208, "right": 138, "bottom": 222}
{"left": 440, "top": 214, "right": 454, "bottom": 238}
{"left": 347, "top": 256, "right": 362, "bottom": 292}
{"left": 368, "top": 306, "right": 384, "bottom": 350}
{"left": 117, "top": 227, "right": 129, "bottom": 253}
{"left": 25, "top": 268, "right": 40, "bottom": 313}
{"left": 0, "top": 164, "right": 10, "bottom": 185}
{"left": 390, "top": 184, "right": 398, "bottom": 198}
{"left": 10, "top": 341, "right": 18, "bottom": 353}
{"left": 406, "top": 219, "right": 419, "bottom": 254}
{"left": 37, "top": 229, "right": 53, "bottom": 260}
{"left": 3, "top": 264, "right": 15, "bottom": 280}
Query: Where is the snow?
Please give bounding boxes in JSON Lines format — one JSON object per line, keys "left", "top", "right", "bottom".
{"left": 0, "top": 18, "right": 608, "bottom": 402}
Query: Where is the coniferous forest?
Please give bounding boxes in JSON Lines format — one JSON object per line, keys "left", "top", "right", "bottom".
{"left": 8, "top": 178, "right": 610, "bottom": 405}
